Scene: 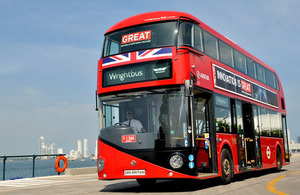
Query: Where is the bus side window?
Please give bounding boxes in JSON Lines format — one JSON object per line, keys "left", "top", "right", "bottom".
{"left": 194, "top": 97, "right": 208, "bottom": 136}
{"left": 103, "top": 39, "right": 120, "bottom": 57}
{"left": 235, "top": 101, "right": 243, "bottom": 134}
{"left": 103, "top": 104, "right": 120, "bottom": 128}
{"left": 219, "top": 40, "right": 234, "bottom": 68}
{"left": 179, "top": 22, "right": 193, "bottom": 47}
{"left": 256, "top": 63, "right": 266, "bottom": 84}
{"left": 270, "top": 110, "right": 282, "bottom": 137}
{"left": 259, "top": 107, "right": 270, "bottom": 136}
{"left": 109, "top": 41, "right": 120, "bottom": 56}
{"left": 266, "top": 69, "right": 277, "bottom": 90}
{"left": 252, "top": 106, "right": 260, "bottom": 136}
{"left": 203, "top": 30, "right": 219, "bottom": 60}
{"left": 214, "top": 95, "right": 232, "bottom": 133}
{"left": 194, "top": 25, "right": 203, "bottom": 52}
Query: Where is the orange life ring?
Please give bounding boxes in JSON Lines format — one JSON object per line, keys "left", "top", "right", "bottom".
{"left": 55, "top": 156, "right": 68, "bottom": 173}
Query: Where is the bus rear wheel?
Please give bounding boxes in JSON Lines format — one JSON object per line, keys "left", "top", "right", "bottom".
{"left": 275, "top": 150, "right": 282, "bottom": 172}
{"left": 220, "top": 149, "right": 233, "bottom": 184}
{"left": 136, "top": 179, "right": 157, "bottom": 186}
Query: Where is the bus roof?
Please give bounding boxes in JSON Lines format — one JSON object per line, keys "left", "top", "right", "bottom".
{"left": 105, "top": 11, "right": 275, "bottom": 73}
{"left": 105, "top": 11, "right": 199, "bottom": 35}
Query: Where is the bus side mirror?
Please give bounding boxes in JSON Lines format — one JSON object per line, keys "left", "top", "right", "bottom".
{"left": 95, "top": 90, "right": 99, "bottom": 111}
{"left": 190, "top": 72, "right": 197, "bottom": 83}
{"left": 185, "top": 72, "right": 197, "bottom": 97}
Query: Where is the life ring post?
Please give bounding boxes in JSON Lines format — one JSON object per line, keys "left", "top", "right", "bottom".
{"left": 55, "top": 155, "right": 68, "bottom": 175}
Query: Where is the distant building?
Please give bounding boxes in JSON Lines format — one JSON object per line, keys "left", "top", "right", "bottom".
{"left": 95, "top": 139, "right": 98, "bottom": 157}
{"left": 39, "top": 137, "right": 45, "bottom": 155}
{"left": 75, "top": 150, "right": 81, "bottom": 159}
{"left": 57, "top": 148, "right": 63, "bottom": 154}
{"left": 291, "top": 140, "right": 295, "bottom": 144}
{"left": 94, "top": 139, "right": 98, "bottom": 160}
{"left": 77, "top": 140, "right": 82, "bottom": 156}
{"left": 39, "top": 137, "right": 94, "bottom": 159}
{"left": 69, "top": 149, "right": 75, "bottom": 157}
{"left": 50, "top": 143, "right": 55, "bottom": 155}
{"left": 289, "top": 130, "right": 300, "bottom": 153}
{"left": 83, "top": 139, "right": 89, "bottom": 158}
{"left": 290, "top": 143, "right": 300, "bottom": 153}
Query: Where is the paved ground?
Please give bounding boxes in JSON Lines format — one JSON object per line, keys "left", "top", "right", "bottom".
{"left": 0, "top": 154, "right": 299, "bottom": 195}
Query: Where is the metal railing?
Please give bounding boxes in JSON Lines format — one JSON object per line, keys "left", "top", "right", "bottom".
{"left": 0, "top": 154, "right": 66, "bottom": 181}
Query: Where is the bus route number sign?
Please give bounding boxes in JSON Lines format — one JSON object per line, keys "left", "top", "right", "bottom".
{"left": 122, "top": 135, "right": 136, "bottom": 143}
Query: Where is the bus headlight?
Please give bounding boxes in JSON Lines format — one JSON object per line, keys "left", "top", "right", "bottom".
{"left": 169, "top": 154, "right": 184, "bottom": 169}
{"left": 97, "top": 158, "right": 105, "bottom": 171}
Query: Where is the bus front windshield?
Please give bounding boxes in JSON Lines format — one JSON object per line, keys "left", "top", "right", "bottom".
{"left": 103, "top": 21, "right": 177, "bottom": 57}
{"left": 99, "top": 87, "right": 191, "bottom": 150}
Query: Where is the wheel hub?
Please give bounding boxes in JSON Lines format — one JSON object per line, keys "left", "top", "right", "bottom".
{"left": 223, "top": 159, "right": 230, "bottom": 176}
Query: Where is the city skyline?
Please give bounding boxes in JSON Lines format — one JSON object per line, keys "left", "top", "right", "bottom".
{"left": 39, "top": 136, "right": 95, "bottom": 159}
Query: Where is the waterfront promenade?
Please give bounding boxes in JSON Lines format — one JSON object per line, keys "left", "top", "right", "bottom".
{"left": 0, "top": 154, "right": 300, "bottom": 194}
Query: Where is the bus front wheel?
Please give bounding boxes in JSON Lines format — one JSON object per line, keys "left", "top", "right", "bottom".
{"left": 220, "top": 149, "right": 233, "bottom": 184}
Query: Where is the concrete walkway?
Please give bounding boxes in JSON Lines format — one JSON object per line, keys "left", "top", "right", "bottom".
{"left": 0, "top": 173, "right": 99, "bottom": 195}
{"left": 1, "top": 154, "right": 299, "bottom": 195}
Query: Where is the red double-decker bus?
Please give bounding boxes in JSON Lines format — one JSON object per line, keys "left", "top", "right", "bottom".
{"left": 96, "top": 11, "right": 290, "bottom": 185}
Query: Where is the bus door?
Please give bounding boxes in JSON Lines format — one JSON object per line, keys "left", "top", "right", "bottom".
{"left": 252, "top": 106, "right": 262, "bottom": 166}
{"left": 236, "top": 101, "right": 261, "bottom": 169}
{"left": 194, "top": 91, "right": 213, "bottom": 172}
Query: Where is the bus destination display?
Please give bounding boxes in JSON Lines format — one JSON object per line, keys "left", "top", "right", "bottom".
{"left": 102, "top": 60, "right": 172, "bottom": 87}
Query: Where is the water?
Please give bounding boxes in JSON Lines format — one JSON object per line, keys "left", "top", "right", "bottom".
{"left": 0, "top": 158, "right": 96, "bottom": 180}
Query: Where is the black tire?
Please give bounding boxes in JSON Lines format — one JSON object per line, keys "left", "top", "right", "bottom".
{"left": 275, "top": 150, "right": 282, "bottom": 172}
{"left": 220, "top": 149, "right": 233, "bottom": 184}
{"left": 136, "top": 179, "right": 157, "bottom": 186}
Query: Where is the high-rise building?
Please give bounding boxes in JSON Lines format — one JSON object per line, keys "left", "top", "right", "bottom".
{"left": 83, "top": 139, "right": 89, "bottom": 158}
{"left": 39, "top": 137, "right": 45, "bottom": 155}
{"left": 77, "top": 140, "right": 82, "bottom": 156}
{"left": 50, "top": 143, "right": 55, "bottom": 154}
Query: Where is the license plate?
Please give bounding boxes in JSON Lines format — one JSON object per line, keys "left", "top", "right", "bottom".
{"left": 124, "top": 169, "right": 146, "bottom": 176}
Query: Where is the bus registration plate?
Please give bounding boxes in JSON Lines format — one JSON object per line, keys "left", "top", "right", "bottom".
{"left": 124, "top": 169, "right": 146, "bottom": 176}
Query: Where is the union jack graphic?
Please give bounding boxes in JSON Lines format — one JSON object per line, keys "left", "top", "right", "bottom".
{"left": 137, "top": 47, "right": 172, "bottom": 60}
{"left": 102, "top": 53, "right": 131, "bottom": 66}
{"left": 102, "top": 47, "right": 172, "bottom": 67}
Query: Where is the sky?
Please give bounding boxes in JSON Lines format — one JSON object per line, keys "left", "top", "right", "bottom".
{"left": 0, "top": 0, "right": 299, "bottom": 155}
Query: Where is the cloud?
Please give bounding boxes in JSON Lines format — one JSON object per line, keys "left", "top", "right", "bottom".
{"left": 22, "top": 87, "right": 39, "bottom": 95}
{"left": 0, "top": 64, "right": 22, "bottom": 75}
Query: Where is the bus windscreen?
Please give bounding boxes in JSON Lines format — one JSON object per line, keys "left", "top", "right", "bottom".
{"left": 103, "top": 21, "right": 177, "bottom": 57}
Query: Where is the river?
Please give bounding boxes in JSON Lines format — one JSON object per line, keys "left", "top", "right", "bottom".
{"left": 0, "top": 158, "right": 96, "bottom": 180}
